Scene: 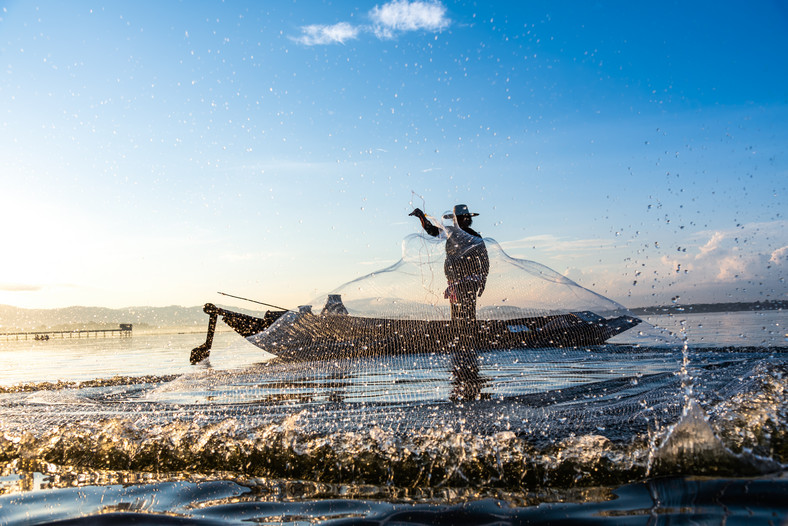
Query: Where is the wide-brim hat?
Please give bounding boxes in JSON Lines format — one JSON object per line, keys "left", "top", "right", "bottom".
{"left": 444, "top": 204, "right": 479, "bottom": 219}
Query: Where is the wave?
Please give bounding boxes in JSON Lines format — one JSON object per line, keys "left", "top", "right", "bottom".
{"left": 1, "top": 350, "right": 785, "bottom": 492}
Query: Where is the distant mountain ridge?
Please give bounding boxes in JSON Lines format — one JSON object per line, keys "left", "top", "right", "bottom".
{"left": 630, "top": 300, "right": 787, "bottom": 316}
{"left": 0, "top": 304, "right": 265, "bottom": 332}
{"left": 1, "top": 300, "right": 784, "bottom": 332}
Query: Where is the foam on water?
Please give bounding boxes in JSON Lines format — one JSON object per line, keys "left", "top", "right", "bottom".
{"left": 0, "top": 346, "right": 785, "bottom": 494}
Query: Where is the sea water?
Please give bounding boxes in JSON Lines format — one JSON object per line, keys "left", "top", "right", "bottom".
{"left": 0, "top": 311, "right": 785, "bottom": 525}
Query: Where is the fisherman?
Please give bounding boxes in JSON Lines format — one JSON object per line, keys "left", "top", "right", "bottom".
{"left": 409, "top": 204, "right": 489, "bottom": 320}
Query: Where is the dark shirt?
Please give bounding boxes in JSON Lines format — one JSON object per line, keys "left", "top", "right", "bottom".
{"left": 418, "top": 219, "right": 489, "bottom": 289}
{"left": 443, "top": 225, "right": 489, "bottom": 287}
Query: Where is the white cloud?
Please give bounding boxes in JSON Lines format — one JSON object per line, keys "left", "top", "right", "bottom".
{"left": 685, "top": 223, "right": 787, "bottom": 282}
{"left": 715, "top": 250, "right": 755, "bottom": 281}
{"left": 500, "top": 234, "right": 618, "bottom": 256}
{"left": 697, "top": 231, "right": 725, "bottom": 258}
{"left": 293, "top": 22, "right": 359, "bottom": 46}
{"left": 370, "top": 0, "right": 450, "bottom": 39}
{"left": 0, "top": 283, "right": 43, "bottom": 292}
{"left": 647, "top": 222, "right": 788, "bottom": 297}
{"left": 292, "top": 1, "right": 449, "bottom": 45}
{"left": 497, "top": 222, "right": 788, "bottom": 305}
{"left": 770, "top": 246, "right": 788, "bottom": 265}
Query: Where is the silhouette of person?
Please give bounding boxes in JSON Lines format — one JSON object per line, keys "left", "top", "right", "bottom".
{"left": 409, "top": 204, "right": 489, "bottom": 320}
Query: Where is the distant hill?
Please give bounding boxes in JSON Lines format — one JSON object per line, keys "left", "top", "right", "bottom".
{"left": 1, "top": 299, "right": 784, "bottom": 332}
{"left": 0, "top": 304, "right": 267, "bottom": 332}
{"left": 631, "top": 300, "right": 787, "bottom": 316}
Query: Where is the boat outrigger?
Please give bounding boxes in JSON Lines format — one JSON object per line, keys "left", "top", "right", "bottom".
{"left": 190, "top": 299, "right": 641, "bottom": 364}
{"left": 190, "top": 303, "right": 286, "bottom": 363}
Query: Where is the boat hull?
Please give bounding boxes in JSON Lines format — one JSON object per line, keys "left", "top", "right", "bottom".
{"left": 246, "top": 310, "right": 642, "bottom": 362}
{"left": 192, "top": 304, "right": 641, "bottom": 363}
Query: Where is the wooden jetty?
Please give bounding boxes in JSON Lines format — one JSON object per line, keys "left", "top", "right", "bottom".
{"left": 0, "top": 324, "right": 132, "bottom": 341}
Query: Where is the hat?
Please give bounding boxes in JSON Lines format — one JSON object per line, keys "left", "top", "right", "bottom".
{"left": 444, "top": 204, "right": 479, "bottom": 219}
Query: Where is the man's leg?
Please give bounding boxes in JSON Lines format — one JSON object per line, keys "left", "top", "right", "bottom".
{"left": 458, "top": 283, "right": 477, "bottom": 321}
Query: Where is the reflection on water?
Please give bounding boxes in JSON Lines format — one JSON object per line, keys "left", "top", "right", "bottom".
{"left": 134, "top": 345, "right": 687, "bottom": 409}
{"left": 0, "top": 474, "right": 786, "bottom": 525}
{"left": 0, "top": 312, "right": 785, "bottom": 525}
{"left": 0, "top": 311, "right": 783, "bottom": 390}
{"left": 449, "top": 347, "right": 487, "bottom": 401}
{"left": 0, "top": 331, "right": 258, "bottom": 387}
{"left": 643, "top": 310, "right": 787, "bottom": 346}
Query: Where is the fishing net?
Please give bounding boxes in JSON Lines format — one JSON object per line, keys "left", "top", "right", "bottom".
{"left": 303, "top": 211, "right": 636, "bottom": 320}
{"left": 250, "top": 212, "right": 660, "bottom": 354}
{"left": 233, "top": 210, "right": 675, "bottom": 404}
{"left": 2, "top": 213, "right": 785, "bottom": 492}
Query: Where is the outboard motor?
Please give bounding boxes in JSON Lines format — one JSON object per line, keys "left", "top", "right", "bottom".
{"left": 321, "top": 294, "right": 348, "bottom": 315}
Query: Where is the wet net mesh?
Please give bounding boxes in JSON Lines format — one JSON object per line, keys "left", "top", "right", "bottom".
{"left": 239, "top": 211, "right": 673, "bottom": 403}
{"left": 284, "top": 214, "right": 636, "bottom": 322}
{"left": 3, "top": 214, "right": 785, "bottom": 489}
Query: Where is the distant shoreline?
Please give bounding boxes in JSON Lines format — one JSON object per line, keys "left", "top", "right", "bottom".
{"left": 1, "top": 300, "right": 784, "bottom": 332}
{"left": 631, "top": 300, "right": 787, "bottom": 316}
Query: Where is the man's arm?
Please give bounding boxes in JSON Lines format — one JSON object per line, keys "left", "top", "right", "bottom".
{"left": 409, "top": 208, "right": 440, "bottom": 237}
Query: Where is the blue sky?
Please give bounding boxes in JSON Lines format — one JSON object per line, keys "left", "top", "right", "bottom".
{"left": 1, "top": 0, "right": 786, "bottom": 311}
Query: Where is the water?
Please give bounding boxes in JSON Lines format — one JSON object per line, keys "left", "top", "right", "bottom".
{"left": 0, "top": 331, "right": 259, "bottom": 387}
{"left": 0, "top": 312, "right": 786, "bottom": 525}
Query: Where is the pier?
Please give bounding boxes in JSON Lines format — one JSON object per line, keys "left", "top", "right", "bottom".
{"left": 0, "top": 324, "right": 132, "bottom": 341}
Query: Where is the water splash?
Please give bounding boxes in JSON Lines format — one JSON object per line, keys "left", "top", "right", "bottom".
{"left": 648, "top": 398, "right": 781, "bottom": 477}
{"left": 0, "top": 345, "right": 784, "bottom": 493}
{"left": 646, "top": 319, "right": 783, "bottom": 476}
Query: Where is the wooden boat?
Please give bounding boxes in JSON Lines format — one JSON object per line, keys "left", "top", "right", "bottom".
{"left": 190, "top": 302, "right": 641, "bottom": 364}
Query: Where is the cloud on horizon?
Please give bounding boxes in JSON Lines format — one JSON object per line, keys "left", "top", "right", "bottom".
{"left": 0, "top": 283, "right": 43, "bottom": 293}
{"left": 648, "top": 221, "right": 788, "bottom": 302}
{"left": 683, "top": 222, "right": 786, "bottom": 281}
{"left": 499, "top": 234, "right": 620, "bottom": 258}
{"left": 500, "top": 222, "right": 788, "bottom": 304}
{"left": 292, "top": 1, "right": 450, "bottom": 46}
{"left": 770, "top": 245, "right": 788, "bottom": 266}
